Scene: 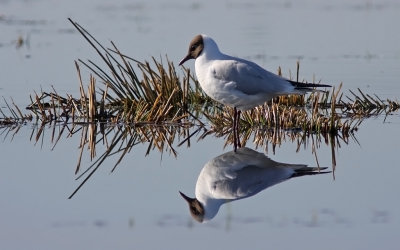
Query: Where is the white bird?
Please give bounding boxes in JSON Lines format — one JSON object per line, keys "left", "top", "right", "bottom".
{"left": 179, "top": 147, "right": 329, "bottom": 223}
{"left": 179, "top": 34, "right": 331, "bottom": 148}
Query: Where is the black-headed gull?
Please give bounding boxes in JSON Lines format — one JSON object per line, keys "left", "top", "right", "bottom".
{"left": 179, "top": 147, "right": 329, "bottom": 223}
{"left": 179, "top": 34, "right": 331, "bottom": 149}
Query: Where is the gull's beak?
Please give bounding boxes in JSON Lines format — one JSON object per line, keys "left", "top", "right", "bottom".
{"left": 179, "top": 54, "right": 192, "bottom": 66}
{"left": 179, "top": 191, "right": 195, "bottom": 203}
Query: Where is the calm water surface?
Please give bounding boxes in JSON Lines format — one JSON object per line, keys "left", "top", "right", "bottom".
{"left": 1, "top": 0, "right": 399, "bottom": 249}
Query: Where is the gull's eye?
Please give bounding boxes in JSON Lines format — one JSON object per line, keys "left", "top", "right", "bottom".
{"left": 191, "top": 208, "right": 199, "bottom": 215}
{"left": 190, "top": 44, "right": 197, "bottom": 51}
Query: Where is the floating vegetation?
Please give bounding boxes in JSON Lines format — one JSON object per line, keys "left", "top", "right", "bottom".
{"left": 1, "top": 19, "right": 399, "bottom": 196}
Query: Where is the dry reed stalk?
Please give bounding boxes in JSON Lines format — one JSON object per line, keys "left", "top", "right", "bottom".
{"left": 88, "top": 76, "right": 96, "bottom": 122}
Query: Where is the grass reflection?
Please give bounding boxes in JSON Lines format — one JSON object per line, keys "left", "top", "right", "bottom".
{"left": 1, "top": 119, "right": 355, "bottom": 197}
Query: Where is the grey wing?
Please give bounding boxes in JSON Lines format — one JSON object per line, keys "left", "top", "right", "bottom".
{"left": 212, "top": 165, "right": 293, "bottom": 200}
{"left": 212, "top": 57, "right": 293, "bottom": 95}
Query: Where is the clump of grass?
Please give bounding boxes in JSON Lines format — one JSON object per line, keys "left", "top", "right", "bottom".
{"left": 0, "top": 98, "right": 32, "bottom": 127}
{"left": 342, "top": 88, "right": 400, "bottom": 116}
{"left": 68, "top": 18, "right": 214, "bottom": 126}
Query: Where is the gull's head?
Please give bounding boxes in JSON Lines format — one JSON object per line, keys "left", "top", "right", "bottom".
{"left": 179, "top": 191, "right": 205, "bottom": 223}
{"left": 179, "top": 34, "right": 203, "bottom": 65}
{"left": 179, "top": 34, "right": 219, "bottom": 65}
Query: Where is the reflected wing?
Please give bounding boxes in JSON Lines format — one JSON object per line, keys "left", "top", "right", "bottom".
{"left": 212, "top": 165, "right": 293, "bottom": 199}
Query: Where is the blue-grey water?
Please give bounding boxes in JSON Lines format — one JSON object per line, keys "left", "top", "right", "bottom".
{"left": 1, "top": 0, "right": 399, "bottom": 249}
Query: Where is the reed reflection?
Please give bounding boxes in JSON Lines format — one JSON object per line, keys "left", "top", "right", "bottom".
{"left": 179, "top": 147, "right": 329, "bottom": 223}
{"left": 1, "top": 120, "right": 343, "bottom": 198}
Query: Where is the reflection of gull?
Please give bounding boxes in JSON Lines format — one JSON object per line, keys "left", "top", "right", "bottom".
{"left": 180, "top": 147, "right": 329, "bottom": 223}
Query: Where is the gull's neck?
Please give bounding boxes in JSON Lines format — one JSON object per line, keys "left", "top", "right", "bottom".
{"left": 197, "top": 195, "right": 225, "bottom": 221}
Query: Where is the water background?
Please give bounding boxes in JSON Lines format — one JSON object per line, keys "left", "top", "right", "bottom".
{"left": 1, "top": 0, "right": 399, "bottom": 249}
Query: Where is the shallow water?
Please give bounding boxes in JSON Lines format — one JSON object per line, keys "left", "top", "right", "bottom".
{"left": 1, "top": 0, "right": 400, "bottom": 249}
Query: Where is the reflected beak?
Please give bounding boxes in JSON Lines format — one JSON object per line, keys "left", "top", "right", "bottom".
{"left": 179, "top": 54, "right": 192, "bottom": 66}
{"left": 179, "top": 191, "right": 195, "bottom": 203}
